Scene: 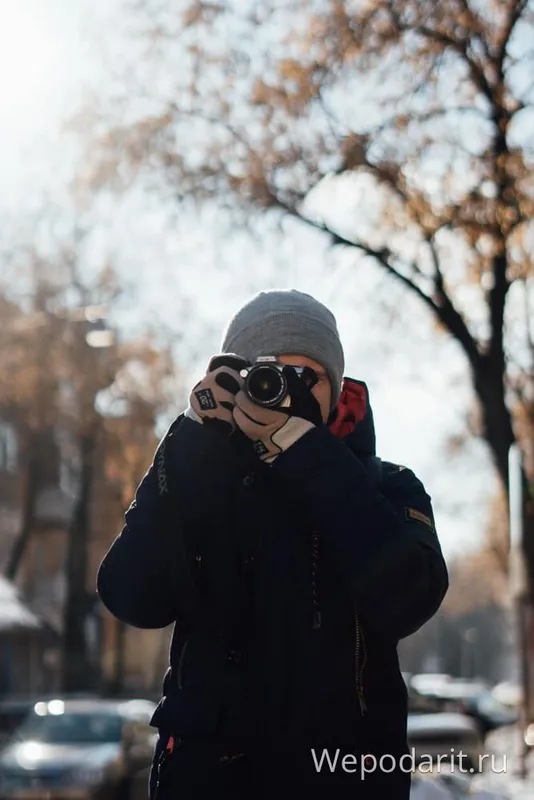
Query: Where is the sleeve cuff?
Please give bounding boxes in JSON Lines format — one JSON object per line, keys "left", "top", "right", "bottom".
{"left": 184, "top": 406, "right": 202, "bottom": 424}
{"left": 271, "top": 424, "right": 369, "bottom": 492}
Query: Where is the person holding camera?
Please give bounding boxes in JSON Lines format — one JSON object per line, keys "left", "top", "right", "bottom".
{"left": 97, "top": 289, "right": 449, "bottom": 800}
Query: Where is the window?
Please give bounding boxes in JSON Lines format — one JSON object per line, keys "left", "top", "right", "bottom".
{"left": 0, "top": 421, "right": 17, "bottom": 473}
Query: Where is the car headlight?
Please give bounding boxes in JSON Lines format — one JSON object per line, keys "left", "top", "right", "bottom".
{"left": 72, "top": 764, "right": 106, "bottom": 787}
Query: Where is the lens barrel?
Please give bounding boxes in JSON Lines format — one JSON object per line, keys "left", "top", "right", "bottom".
{"left": 244, "top": 363, "right": 287, "bottom": 408}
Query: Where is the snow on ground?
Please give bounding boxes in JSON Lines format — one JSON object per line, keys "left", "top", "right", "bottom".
{"left": 408, "top": 726, "right": 534, "bottom": 799}
{"left": 470, "top": 726, "right": 534, "bottom": 800}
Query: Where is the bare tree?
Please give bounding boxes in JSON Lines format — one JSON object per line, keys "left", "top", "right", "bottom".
{"left": 0, "top": 246, "right": 181, "bottom": 691}
{"left": 81, "top": 0, "right": 534, "bottom": 589}
{"left": 0, "top": 287, "right": 68, "bottom": 581}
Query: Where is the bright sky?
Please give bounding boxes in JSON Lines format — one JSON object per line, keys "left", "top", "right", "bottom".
{"left": 0, "top": 0, "right": 87, "bottom": 192}
{"left": 0, "top": 0, "right": 499, "bottom": 562}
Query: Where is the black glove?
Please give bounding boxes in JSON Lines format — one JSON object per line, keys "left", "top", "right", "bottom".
{"left": 185, "top": 354, "right": 251, "bottom": 435}
{"left": 280, "top": 365, "right": 323, "bottom": 427}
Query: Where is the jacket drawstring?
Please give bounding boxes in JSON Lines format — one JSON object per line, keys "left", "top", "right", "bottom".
{"left": 311, "top": 532, "right": 322, "bottom": 629}
{"left": 354, "top": 608, "right": 367, "bottom": 714}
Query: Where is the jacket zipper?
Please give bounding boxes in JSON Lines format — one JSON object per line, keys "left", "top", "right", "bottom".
{"left": 174, "top": 552, "right": 200, "bottom": 690}
{"left": 310, "top": 532, "right": 367, "bottom": 713}
{"left": 354, "top": 607, "right": 367, "bottom": 714}
{"left": 311, "top": 532, "right": 321, "bottom": 629}
{"left": 176, "top": 638, "right": 189, "bottom": 690}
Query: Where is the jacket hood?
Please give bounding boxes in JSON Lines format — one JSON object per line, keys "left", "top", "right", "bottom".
{"left": 327, "top": 377, "right": 376, "bottom": 456}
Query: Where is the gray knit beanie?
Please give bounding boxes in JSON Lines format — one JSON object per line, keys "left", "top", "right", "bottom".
{"left": 220, "top": 289, "right": 345, "bottom": 410}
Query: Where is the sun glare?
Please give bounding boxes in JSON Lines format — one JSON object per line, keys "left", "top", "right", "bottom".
{"left": 0, "top": 6, "right": 62, "bottom": 129}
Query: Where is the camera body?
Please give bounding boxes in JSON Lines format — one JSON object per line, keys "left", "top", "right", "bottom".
{"left": 240, "top": 356, "right": 318, "bottom": 409}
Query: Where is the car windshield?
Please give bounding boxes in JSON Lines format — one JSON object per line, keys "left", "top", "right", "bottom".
{"left": 15, "top": 711, "right": 123, "bottom": 745}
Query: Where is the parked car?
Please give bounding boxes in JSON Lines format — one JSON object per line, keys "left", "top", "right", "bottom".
{"left": 0, "top": 700, "right": 35, "bottom": 748}
{"left": 410, "top": 771, "right": 510, "bottom": 799}
{"left": 0, "top": 694, "right": 99, "bottom": 751}
{"left": 423, "top": 679, "right": 489, "bottom": 711}
{"left": 407, "top": 682, "right": 445, "bottom": 714}
{"left": 410, "top": 674, "right": 453, "bottom": 696}
{"left": 0, "top": 697, "right": 157, "bottom": 799}
{"left": 406, "top": 679, "right": 485, "bottom": 773}
{"left": 490, "top": 681, "right": 520, "bottom": 710}
{"left": 456, "top": 691, "right": 517, "bottom": 738}
{"left": 409, "top": 679, "right": 517, "bottom": 738}
{"left": 407, "top": 711, "right": 485, "bottom": 773}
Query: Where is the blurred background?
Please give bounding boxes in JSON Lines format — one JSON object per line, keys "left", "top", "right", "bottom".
{"left": 0, "top": 0, "right": 533, "bottom": 793}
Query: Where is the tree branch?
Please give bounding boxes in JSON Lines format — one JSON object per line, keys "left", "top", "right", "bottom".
{"left": 278, "top": 196, "right": 439, "bottom": 305}
{"left": 270, "top": 193, "right": 482, "bottom": 369}
{"left": 457, "top": 0, "right": 493, "bottom": 64}
{"left": 406, "top": 22, "right": 495, "bottom": 104}
{"left": 373, "top": 104, "right": 490, "bottom": 138}
{"left": 497, "top": 0, "right": 528, "bottom": 77}
{"left": 168, "top": 103, "right": 253, "bottom": 154}
{"left": 425, "top": 233, "right": 483, "bottom": 368}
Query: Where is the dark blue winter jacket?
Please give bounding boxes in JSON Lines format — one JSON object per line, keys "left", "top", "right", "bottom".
{"left": 97, "top": 379, "right": 448, "bottom": 796}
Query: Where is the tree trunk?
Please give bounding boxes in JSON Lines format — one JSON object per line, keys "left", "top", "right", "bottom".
{"left": 474, "top": 356, "right": 534, "bottom": 724}
{"left": 61, "top": 428, "right": 96, "bottom": 692}
{"left": 4, "top": 447, "right": 40, "bottom": 582}
{"left": 472, "top": 354, "right": 514, "bottom": 484}
{"left": 475, "top": 368, "right": 534, "bottom": 593}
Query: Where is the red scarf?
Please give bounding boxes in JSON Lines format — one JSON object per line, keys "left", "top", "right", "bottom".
{"left": 328, "top": 378, "right": 368, "bottom": 439}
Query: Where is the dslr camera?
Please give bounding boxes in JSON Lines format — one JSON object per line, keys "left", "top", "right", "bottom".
{"left": 240, "top": 356, "right": 318, "bottom": 409}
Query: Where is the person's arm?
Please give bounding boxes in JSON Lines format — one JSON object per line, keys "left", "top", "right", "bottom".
{"left": 96, "top": 415, "right": 238, "bottom": 629}
{"left": 270, "top": 425, "right": 448, "bottom": 640}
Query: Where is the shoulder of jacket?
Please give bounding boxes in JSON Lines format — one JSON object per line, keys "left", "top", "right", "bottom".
{"left": 381, "top": 460, "right": 410, "bottom": 474}
{"left": 380, "top": 460, "right": 427, "bottom": 490}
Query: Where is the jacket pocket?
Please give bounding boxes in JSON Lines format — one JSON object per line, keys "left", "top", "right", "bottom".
{"left": 151, "top": 735, "right": 248, "bottom": 800}
{"left": 151, "top": 734, "right": 183, "bottom": 800}
{"left": 150, "top": 689, "right": 222, "bottom": 737}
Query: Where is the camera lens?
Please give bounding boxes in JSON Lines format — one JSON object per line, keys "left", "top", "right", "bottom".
{"left": 245, "top": 364, "right": 286, "bottom": 407}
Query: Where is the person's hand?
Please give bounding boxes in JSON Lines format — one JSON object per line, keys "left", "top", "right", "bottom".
{"left": 233, "top": 365, "right": 323, "bottom": 462}
{"left": 185, "top": 354, "right": 250, "bottom": 435}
